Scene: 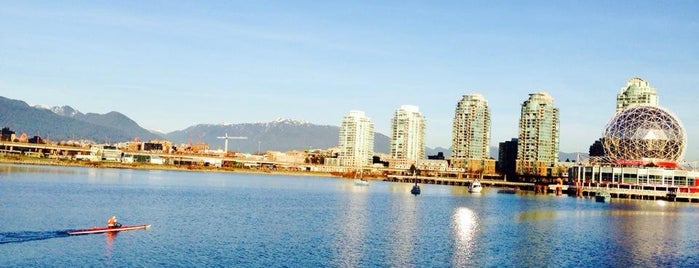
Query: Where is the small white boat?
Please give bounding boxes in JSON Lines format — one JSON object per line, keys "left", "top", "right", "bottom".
{"left": 469, "top": 179, "right": 483, "bottom": 193}
{"left": 354, "top": 178, "right": 369, "bottom": 186}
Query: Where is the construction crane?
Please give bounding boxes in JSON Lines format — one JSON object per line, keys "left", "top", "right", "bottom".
{"left": 217, "top": 133, "right": 247, "bottom": 153}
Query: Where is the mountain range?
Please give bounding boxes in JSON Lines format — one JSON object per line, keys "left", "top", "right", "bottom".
{"left": 165, "top": 119, "right": 391, "bottom": 154}
{"left": 0, "top": 96, "right": 392, "bottom": 153}
{"left": 0, "top": 96, "right": 159, "bottom": 142}
{"left": 0, "top": 96, "right": 587, "bottom": 160}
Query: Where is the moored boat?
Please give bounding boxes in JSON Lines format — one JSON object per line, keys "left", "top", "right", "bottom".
{"left": 469, "top": 179, "right": 483, "bottom": 193}
{"left": 354, "top": 178, "right": 369, "bottom": 186}
{"left": 595, "top": 191, "right": 611, "bottom": 203}
{"left": 411, "top": 183, "right": 421, "bottom": 195}
{"left": 68, "top": 224, "right": 151, "bottom": 235}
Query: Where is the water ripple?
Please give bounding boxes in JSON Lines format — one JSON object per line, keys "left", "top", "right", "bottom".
{"left": 0, "top": 230, "right": 71, "bottom": 244}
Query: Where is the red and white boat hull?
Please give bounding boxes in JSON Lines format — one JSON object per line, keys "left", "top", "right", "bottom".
{"left": 68, "top": 224, "right": 151, "bottom": 235}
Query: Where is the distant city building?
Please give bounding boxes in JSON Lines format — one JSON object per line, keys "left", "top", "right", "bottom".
{"left": 428, "top": 152, "right": 445, "bottom": 160}
{"left": 390, "top": 105, "right": 426, "bottom": 163}
{"left": 497, "top": 138, "right": 518, "bottom": 177}
{"left": 268, "top": 150, "right": 307, "bottom": 164}
{"left": 416, "top": 159, "right": 449, "bottom": 172}
{"left": 143, "top": 140, "right": 172, "bottom": 153}
{"left": 337, "top": 110, "right": 375, "bottom": 168}
{"left": 144, "top": 142, "right": 163, "bottom": 151}
{"left": 28, "top": 136, "right": 46, "bottom": 144}
{"left": 616, "top": 77, "right": 658, "bottom": 113}
{"left": 451, "top": 94, "right": 491, "bottom": 169}
{"left": 516, "top": 92, "right": 560, "bottom": 176}
{"left": 79, "top": 144, "right": 122, "bottom": 162}
{"left": 1, "top": 127, "right": 16, "bottom": 142}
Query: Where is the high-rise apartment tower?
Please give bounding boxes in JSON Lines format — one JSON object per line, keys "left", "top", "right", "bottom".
{"left": 516, "top": 92, "right": 559, "bottom": 176}
{"left": 390, "top": 105, "right": 426, "bottom": 162}
{"left": 616, "top": 77, "right": 658, "bottom": 113}
{"left": 338, "top": 110, "right": 375, "bottom": 168}
{"left": 451, "top": 94, "right": 491, "bottom": 168}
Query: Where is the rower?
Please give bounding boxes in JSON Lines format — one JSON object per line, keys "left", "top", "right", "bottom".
{"left": 107, "top": 216, "right": 121, "bottom": 228}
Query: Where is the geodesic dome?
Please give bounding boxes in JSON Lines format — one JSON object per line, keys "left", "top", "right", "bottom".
{"left": 603, "top": 105, "right": 686, "bottom": 163}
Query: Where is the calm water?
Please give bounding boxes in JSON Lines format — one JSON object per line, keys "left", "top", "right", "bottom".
{"left": 1, "top": 164, "right": 698, "bottom": 267}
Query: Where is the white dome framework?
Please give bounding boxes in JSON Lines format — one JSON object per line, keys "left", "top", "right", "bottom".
{"left": 603, "top": 105, "right": 686, "bottom": 164}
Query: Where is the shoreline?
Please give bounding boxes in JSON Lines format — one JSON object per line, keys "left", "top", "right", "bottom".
{"left": 5, "top": 156, "right": 697, "bottom": 203}
{"left": 0, "top": 156, "right": 345, "bottom": 179}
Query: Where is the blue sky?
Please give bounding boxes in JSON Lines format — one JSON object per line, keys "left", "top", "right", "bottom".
{"left": 1, "top": 1, "right": 698, "bottom": 160}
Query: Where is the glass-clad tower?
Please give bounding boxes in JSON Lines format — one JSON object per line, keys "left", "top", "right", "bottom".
{"left": 516, "top": 92, "right": 559, "bottom": 176}
{"left": 390, "top": 105, "right": 426, "bottom": 162}
{"left": 616, "top": 77, "right": 658, "bottom": 113}
{"left": 451, "top": 94, "right": 491, "bottom": 168}
{"left": 338, "top": 110, "right": 375, "bottom": 167}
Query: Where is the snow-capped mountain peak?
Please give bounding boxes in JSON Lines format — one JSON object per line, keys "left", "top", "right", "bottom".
{"left": 48, "top": 105, "right": 81, "bottom": 117}
{"left": 272, "top": 118, "right": 310, "bottom": 125}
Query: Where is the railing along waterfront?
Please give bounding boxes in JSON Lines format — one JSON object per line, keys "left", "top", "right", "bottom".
{"left": 385, "top": 175, "right": 534, "bottom": 188}
{"left": 387, "top": 175, "right": 699, "bottom": 203}
{"left": 577, "top": 184, "right": 699, "bottom": 202}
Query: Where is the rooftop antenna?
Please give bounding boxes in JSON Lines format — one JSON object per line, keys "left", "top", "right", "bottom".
{"left": 217, "top": 133, "right": 247, "bottom": 153}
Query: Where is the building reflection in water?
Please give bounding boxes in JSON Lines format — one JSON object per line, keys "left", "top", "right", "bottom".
{"left": 333, "top": 183, "right": 369, "bottom": 267}
{"left": 451, "top": 207, "right": 478, "bottom": 266}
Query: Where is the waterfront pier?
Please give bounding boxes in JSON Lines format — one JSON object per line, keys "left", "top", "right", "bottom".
{"left": 575, "top": 184, "right": 699, "bottom": 203}
{"left": 386, "top": 175, "right": 699, "bottom": 203}
{"left": 385, "top": 175, "right": 534, "bottom": 189}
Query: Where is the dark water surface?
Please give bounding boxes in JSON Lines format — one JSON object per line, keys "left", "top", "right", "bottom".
{"left": 1, "top": 164, "right": 698, "bottom": 267}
